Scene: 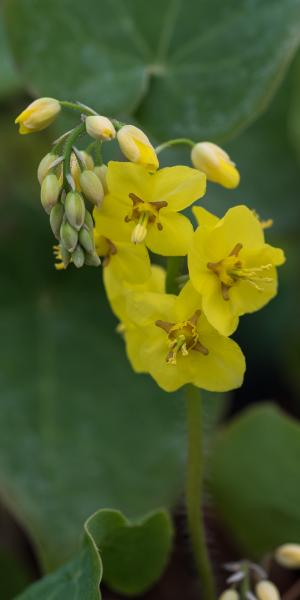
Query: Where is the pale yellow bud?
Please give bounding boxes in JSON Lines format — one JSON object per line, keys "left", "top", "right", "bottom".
{"left": 85, "top": 115, "right": 116, "bottom": 141}
{"left": 255, "top": 580, "right": 280, "bottom": 600}
{"left": 219, "top": 589, "right": 239, "bottom": 600}
{"left": 191, "top": 142, "right": 240, "bottom": 189}
{"left": 37, "top": 153, "right": 59, "bottom": 184}
{"left": 70, "top": 151, "right": 94, "bottom": 190}
{"left": 40, "top": 174, "right": 60, "bottom": 214}
{"left": 117, "top": 124, "right": 159, "bottom": 172}
{"left": 15, "top": 97, "right": 61, "bottom": 134}
{"left": 79, "top": 170, "right": 104, "bottom": 207}
{"left": 275, "top": 543, "right": 300, "bottom": 568}
{"left": 94, "top": 165, "right": 108, "bottom": 194}
{"left": 65, "top": 192, "right": 86, "bottom": 230}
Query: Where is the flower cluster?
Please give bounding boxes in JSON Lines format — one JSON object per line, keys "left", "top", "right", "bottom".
{"left": 15, "top": 97, "right": 285, "bottom": 393}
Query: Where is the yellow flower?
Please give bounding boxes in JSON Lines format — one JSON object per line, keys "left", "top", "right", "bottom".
{"left": 15, "top": 97, "right": 61, "bottom": 134}
{"left": 117, "top": 125, "right": 159, "bottom": 171}
{"left": 191, "top": 142, "right": 240, "bottom": 189}
{"left": 188, "top": 206, "right": 285, "bottom": 336}
{"left": 94, "top": 207, "right": 151, "bottom": 285}
{"left": 113, "top": 279, "right": 245, "bottom": 392}
{"left": 96, "top": 161, "right": 206, "bottom": 256}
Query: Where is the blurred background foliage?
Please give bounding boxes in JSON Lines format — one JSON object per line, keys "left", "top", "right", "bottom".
{"left": 1, "top": 0, "right": 300, "bottom": 598}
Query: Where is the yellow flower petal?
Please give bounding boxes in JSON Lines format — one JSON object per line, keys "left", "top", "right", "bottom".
{"left": 107, "top": 161, "right": 153, "bottom": 203}
{"left": 193, "top": 206, "right": 219, "bottom": 229}
{"left": 153, "top": 166, "right": 206, "bottom": 211}
{"left": 208, "top": 205, "right": 264, "bottom": 260}
{"left": 146, "top": 212, "right": 194, "bottom": 256}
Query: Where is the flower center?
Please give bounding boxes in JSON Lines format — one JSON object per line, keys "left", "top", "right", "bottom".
{"left": 126, "top": 193, "right": 167, "bottom": 243}
{"left": 207, "top": 243, "right": 273, "bottom": 301}
{"left": 156, "top": 310, "right": 209, "bottom": 365}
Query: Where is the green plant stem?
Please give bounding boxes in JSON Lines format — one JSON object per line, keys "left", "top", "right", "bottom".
{"left": 155, "top": 138, "right": 195, "bottom": 154}
{"left": 240, "top": 561, "right": 250, "bottom": 599}
{"left": 185, "top": 385, "right": 216, "bottom": 600}
{"left": 166, "top": 257, "right": 182, "bottom": 294}
{"left": 63, "top": 122, "right": 85, "bottom": 188}
{"left": 59, "top": 100, "right": 96, "bottom": 116}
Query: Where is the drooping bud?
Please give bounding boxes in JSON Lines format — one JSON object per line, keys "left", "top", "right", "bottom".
{"left": 65, "top": 192, "right": 86, "bottom": 230}
{"left": 79, "top": 227, "right": 95, "bottom": 254}
{"left": 37, "top": 153, "right": 59, "bottom": 184}
{"left": 50, "top": 203, "right": 64, "bottom": 239}
{"left": 94, "top": 164, "right": 108, "bottom": 194}
{"left": 79, "top": 170, "right": 104, "bottom": 207}
{"left": 219, "top": 590, "right": 239, "bottom": 600}
{"left": 60, "top": 222, "right": 78, "bottom": 253}
{"left": 72, "top": 245, "right": 85, "bottom": 269}
{"left": 275, "top": 543, "right": 300, "bottom": 568}
{"left": 85, "top": 115, "right": 116, "bottom": 141}
{"left": 40, "top": 174, "right": 60, "bottom": 214}
{"left": 70, "top": 151, "right": 94, "bottom": 190}
{"left": 117, "top": 124, "right": 159, "bottom": 172}
{"left": 15, "top": 97, "right": 61, "bottom": 134}
{"left": 84, "top": 210, "right": 94, "bottom": 231}
{"left": 191, "top": 142, "right": 240, "bottom": 189}
{"left": 85, "top": 251, "right": 101, "bottom": 267}
{"left": 255, "top": 580, "right": 280, "bottom": 600}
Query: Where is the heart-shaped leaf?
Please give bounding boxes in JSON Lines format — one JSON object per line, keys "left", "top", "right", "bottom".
{"left": 4, "top": 0, "right": 300, "bottom": 140}
{"left": 210, "top": 404, "right": 300, "bottom": 558}
{"left": 16, "top": 509, "right": 173, "bottom": 599}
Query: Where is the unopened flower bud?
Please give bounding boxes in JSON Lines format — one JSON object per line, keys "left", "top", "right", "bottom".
{"left": 65, "top": 192, "right": 86, "bottom": 230}
{"left": 275, "top": 543, "right": 300, "bottom": 568}
{"left": 85, "top": 251, "right": 101, "bottom": 267}
{"left": 72, "top": 245, "right": 85, "bottom": 269}
{"left": 15, "top": 97, "right": 61, "bottom": 134}
{"left": 255, "top": 580, "right": 280, "bottom": 600}
{"left": 37, "top": 153, "right": 59, "bottom": 184}
{"left": 85, "top": 115, "right": 116, "bottom": 141}
{"left": 40, "top": 174, "right": 60, "bottom": 214}
{"left": 70, "top": 151, "right": 94, "bottom": 190}
{"left": 79, "top": 170, "right": 104, "bottom": 207}
{"left": 84, "top": 210, "right": 94, "bottom": 231}
{"left": 117, "top": 124, "right": 159, "bottom": 172}
{"left": 50, "top": 203, "right": 64, "bottom": 239}
{"left": 219, "top": 590, "right": 239, "bottom": 600}
{"left": 79, "top": 227, "right": 95, "bottom": 254}
{"left": 94, "top": 164, "right": 108, "bottom": 194}
{"left": 60, "top": 222, "right": 78, "bottom": 253}
{"left": 191, "top": 142, "right": 240, "bottom": 189}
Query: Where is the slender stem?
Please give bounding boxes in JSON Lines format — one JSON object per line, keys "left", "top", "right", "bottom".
{"left": 63, "top": 122, "right": 85, "bottom": 188}
{"left": 166, "top": 257, "right": 182, "bottom": 294}
{"left": 185, "top": 385, "right": 216, "bottom": 600}
{"left": 95, "top": 140, "right": 103, "bottom": 166}
{"left": 59, "top": 100, "right": 96, "bottom": 116}
{"left": 240, "top": 561, "right": 250, "bottom": 599}
{"left": 156, "top": 138, "right": 195, "bottom": 155}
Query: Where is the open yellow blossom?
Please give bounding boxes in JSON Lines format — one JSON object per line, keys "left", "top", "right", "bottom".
{"left": 15, "top": 97, "right": 61, "bottom": 134}
{"left": 96, "top": 161, "right": 206, "bottom": 256}
{"left": 111, "top": 279, "right": 245, "bottom": 392}
{"left": 188, "top": 206, "right": 285, "bottom": 336}
{"left": 191, "top": 142, "right": 240, "bottom": 188}
{"left": 117, "top": 125, "right": 159, "bottom": 171}
{"left": 94, "top": 209, "right": 151, "bottom": 285}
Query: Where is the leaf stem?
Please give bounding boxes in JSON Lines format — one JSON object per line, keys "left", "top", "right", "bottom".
{"left": 156, "top": 138, "right": 195, "bottom": 155}
{"left": 185, "top": 385, "right": 216, "bottom": 600}
{"left": 240, "top": 561, "right": 251, "bottom": 599}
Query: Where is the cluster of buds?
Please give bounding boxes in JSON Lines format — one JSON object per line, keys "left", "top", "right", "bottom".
{"left": 219, "top": 561, "right": 280, "bottom": 600}
{"left": 38, "top": 148, "right": 103, "bottom": 268}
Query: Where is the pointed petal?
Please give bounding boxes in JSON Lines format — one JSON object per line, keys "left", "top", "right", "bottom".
{"left": 153, "top": 166, "right": 206, "bottom": 211}
{"left": 146, "top": 212, "right": 194, "bottom": 256}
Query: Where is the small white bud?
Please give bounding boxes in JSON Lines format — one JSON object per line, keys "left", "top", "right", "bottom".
{"left": 275, "top": 543, "right": 300, "bottom": 568}
{"left": 255, "top": 580, "right": 280, "bottom": 600}
{"left": 219, "top": 590, "right": 239, "bottom": 600}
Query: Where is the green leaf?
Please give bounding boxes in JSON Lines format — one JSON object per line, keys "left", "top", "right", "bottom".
{"left": 17, "top": 509, "right": 173, "bottom": 599}
{"left": 0, "top": 8, "right": 21, "bottom": 98}
{"left": 210, "top": 404, "right": 300, "bottom": 558}
{"left": 4, "top": 0, "right": 300, "bottom": 140}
